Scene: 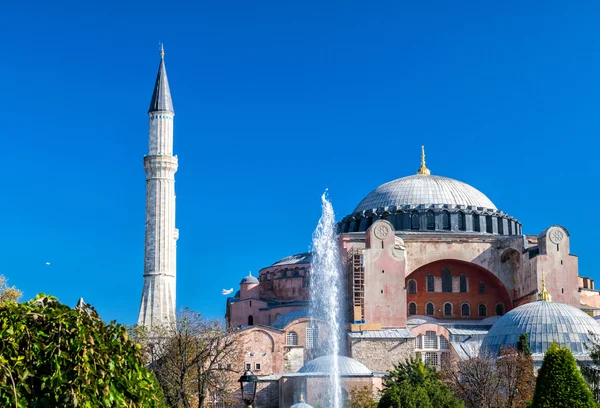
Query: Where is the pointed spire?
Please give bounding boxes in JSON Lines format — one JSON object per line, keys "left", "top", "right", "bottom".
{"left": 299, "top": 391, "right": 305, "bottom": 402}
{"left": 148, "top": 44, "right": 174, "bottom": 113}
{"left": 538, "top": 273, "right": 552, "bottom": 301}
{"left": 416, "top": 145, "right": 431, "bottom": 175}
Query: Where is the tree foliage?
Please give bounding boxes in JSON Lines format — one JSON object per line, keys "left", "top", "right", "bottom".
{"left": 0, "top": 294, "right": 166, "bottom": 408}
{"left": 581, "top": 333, "right": 600, "bottom": 403}
{"left": 531, "top": 343, "right": 595, "bottom": 408}
{"left": 349, "top": 385, "right": 378, "bottom": 408}
{"left": 0, "top": 275, "right": 21, "bottom": 304}
{"left": 517, "top": 333, "right": 532, "bottom": 357}
{"left": 378, "top": 357, "right": 463, "bottom": 408}
{"left": 131, "top": 308, "right": 242, "bottom": 408}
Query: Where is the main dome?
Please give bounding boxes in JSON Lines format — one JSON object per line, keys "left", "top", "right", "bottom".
{"left": 354, "top": 174, "right": 496, "bottom": 213}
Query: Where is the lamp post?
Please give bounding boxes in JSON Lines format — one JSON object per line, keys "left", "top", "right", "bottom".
{"left": 238, "top": 370, "right": 259, "bottom": 408}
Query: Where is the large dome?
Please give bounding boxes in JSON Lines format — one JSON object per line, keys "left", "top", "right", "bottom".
{"left": 354, "top": 174, "right": 496, "bottom": 213}
{"left": 480, "top": 300, "right": 600, "bottom": 359}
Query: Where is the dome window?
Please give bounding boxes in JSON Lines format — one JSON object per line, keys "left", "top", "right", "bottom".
{"left": 486, "top": 216, "right": 493, "bottom": 233}
{"left": 497, "top": 218, "right": 504, "bottom": 235}
{"left": 478, "top": 304, "right": 487, "bottom": 317}
{"left": 408, "top": 302, "right": 417, "bottom": 316}
{"left": 426, "top": 302, "right": 435, "bottom": 316}
{"left": 461, "top": 303, "right": 470, "bottom": 317}
{"left": 426, "top": 211, "right": 435, "bottom": 230}
{"left": 442, "top": 211, "right": 450, "bottom": 230}
{"left": 472, "top": 213, "right": 480, "bottom": 232}
{"left": 411, "top": 212, "right": 420, "bottom": 230}
{"left": 408, "top": 279, "right": 417, "bottom": 294}
{"left": 444, "top": 302, "right": 452, "bottom": 317}
{"left": 442, "top": 268, "right": 452, "bottom": 292}
{"left": 427, "top": 274, "right": 435, "bottom": 292}
{"left": 458, "top": 212, "right": 466, "bottom": 231}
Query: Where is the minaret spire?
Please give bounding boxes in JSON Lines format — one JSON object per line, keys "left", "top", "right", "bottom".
{"left": 138, "top": 47, "right": 179, "bottom": 328}
{"left": 416, "top": 145, "right": 431, "bottom": 175}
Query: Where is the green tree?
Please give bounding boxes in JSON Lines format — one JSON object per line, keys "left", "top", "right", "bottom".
{"left": 378, "top": 357, "right": 463, "bottom": 408}
{"left": 517, "top": 333, "right": 532, "bottom": 356}
{"left": 349, "top": 385, "right": 378, "bottom": 408}
{"left": 0, "top": 275, "right": 21, "bottom": 304}
{"left": 0, "top": 294, "right": 166, "bottom": 408}
{"left": 531, "top": 343, "right": 595, "bottom": 408}
{"left": 581, "top": 333, "right": 600, "bottom": 403}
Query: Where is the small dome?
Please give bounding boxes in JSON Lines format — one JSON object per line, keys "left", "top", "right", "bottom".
{"left": 240, "top": 273, "right": 259, "bottom": 285}
{"left": 481, "top": 300, "right": 600, "bottom": 358}
{"left": 354, "top": 174, "right": 496, "bottom": 213}
{"left": 298, "top": 355, "right": 372, "bottom": 376}
{"left": 291, "top": 401, "right": 313, "bottom": 408}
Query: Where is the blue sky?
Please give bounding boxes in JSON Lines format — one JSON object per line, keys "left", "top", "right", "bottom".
{"left": 2, "top": 0, "right": 599, "bottom": 324}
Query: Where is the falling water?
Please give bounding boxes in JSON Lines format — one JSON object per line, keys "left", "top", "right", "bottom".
{"left": 310, "top": 192, "right": 343, "bottom": 408}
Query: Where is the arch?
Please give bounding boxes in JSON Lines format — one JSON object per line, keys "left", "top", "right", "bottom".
{"left": 441, "top": 211, "right": 450, "bottom": 230}
{"left": 443, "top": 302, "right": 452, "bottom": 317}
{"left": 441, "top": 268, "right": 452, "bottom": 292}
{"left": 252, "top": 329, "right": 276, "bottom": 352}
{"left": 496, "top": 303, "right": 505, "bottom": 316}
{"left": 461, "top": 303, "right": 470, "bottom": 317}
{"left": 459, "top": 274, "right": 467, "bottom": 292}
{"left": 478, "top": 304, "right": 487, "bottom": 317}
{"left": 426, "top": 302, "right": 435, "bottom": 316}
{"left": 408, "top": 279, "right": 417, "bottom": 294}
{"left": 411, "top": 211, "right": 420, "bottom": 230}
{"left": 472, "top": 213, "right": 480, "bottom": 232}
{"left": 426, "top": 211, "right": 435, "bottom": 230}
{"left": 286, "top": 331, "right": 298, "bottom": 346}
{"left": 426, "top": 274, "right": 434, "bottom": 292}
{"left": 408, "top": 302, "right": 417, "bottom": 316}
{"left": 248, "top": 315, "right": 254, "bottom": 326}
{"left": 458, "top": 211, "right": 466, "bottom": 231}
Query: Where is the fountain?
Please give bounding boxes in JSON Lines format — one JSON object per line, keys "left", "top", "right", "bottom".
{"left": 309, "top": 192, "right": 343, "bottom": 408}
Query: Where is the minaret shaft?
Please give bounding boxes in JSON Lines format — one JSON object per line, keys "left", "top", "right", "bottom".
{"left": 138, "top": 52, "right": 177, "bottom": 328}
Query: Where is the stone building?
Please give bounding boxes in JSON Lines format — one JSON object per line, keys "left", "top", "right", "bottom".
{"left": 224, "top": 147, "right": 600, "bottom": 407}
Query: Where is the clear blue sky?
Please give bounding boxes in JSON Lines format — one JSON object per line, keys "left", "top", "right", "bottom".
{"left": 2, "top": 0, "right": 599, "bottom": 324}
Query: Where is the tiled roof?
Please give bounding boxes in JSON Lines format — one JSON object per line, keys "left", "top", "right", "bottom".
{"left": 347, "top": 328, "right": 415, "bottom": 339}
{"left": 272, "top": 253, "right": 312, "bottom": 266}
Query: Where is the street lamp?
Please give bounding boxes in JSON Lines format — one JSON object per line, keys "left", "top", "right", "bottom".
{"left": 238, "top": 370, "right": 259, "bottom": 407}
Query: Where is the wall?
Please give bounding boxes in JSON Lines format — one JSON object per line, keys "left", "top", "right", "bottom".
{"left": 237, "top": 326, "right": 285, "bottom": 375}
{"left": 349, "top": 338, "right": 414, "bottom": 372}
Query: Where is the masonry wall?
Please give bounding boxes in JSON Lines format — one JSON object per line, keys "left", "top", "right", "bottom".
{"left": 349, "top": 338, "right": 415, "bottom": 372}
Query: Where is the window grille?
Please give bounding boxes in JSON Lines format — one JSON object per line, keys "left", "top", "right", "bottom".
{"left": 306, "top": 326, "right": 318, "bottom": 350}
{"left": 424, "top": 352, "right": 438, "bottom": 366}
{"left": 440, "top": 336, "right": 449, "bottom": 349}
{"left": 286, "top": 331, "right": 298, "bottom": 346}
{"left": 424, "top": 331, "right": 438, "bottom": 349}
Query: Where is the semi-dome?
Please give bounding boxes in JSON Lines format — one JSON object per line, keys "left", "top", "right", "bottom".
{"left": 481, "top": 298, "right": 600, "bottom": 359}
{"left": 354, "top": 174, "right": 496, "bottom": 213}
{"left": 298, "top": 355, "right": 372, "bottom": 376}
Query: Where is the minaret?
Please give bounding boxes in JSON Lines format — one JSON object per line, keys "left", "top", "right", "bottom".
{"left": 138, "top": 45, "right": 178, "bottom": 328}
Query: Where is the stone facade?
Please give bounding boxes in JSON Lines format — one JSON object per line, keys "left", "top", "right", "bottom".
{"left": 349, "top": 338, "right": 414, "bottom": 373}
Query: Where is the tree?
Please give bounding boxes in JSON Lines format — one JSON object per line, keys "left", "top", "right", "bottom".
{"left": 530, "top": 343, "right": 595, "bottom": 408}
{"left": 349, "top": 385, "right": 378, "bottom": 408}
{"left": 0, "top": 294, "right": 166, "bottom": 407}
{"left": 132, "top": 308, "right": 242, "bottom": 408}
{"left": 0, "top": 275, "right": 21, "bottom": 304}
{"left": 378, "top": 357, "right": 463, "bottom": 408}
{"left": 581, "top": 333, "right": 600, "bottom": 403}
{"left": 517, "top": 333, "right": 531, "bottom": 356}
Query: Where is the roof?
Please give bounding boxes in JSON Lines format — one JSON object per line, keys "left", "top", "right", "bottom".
{"left": 148, "top": 56, "right": 174, "bottom": 113}
{"left": 271, "top": 309, "right": 315, "bottom": 329}
{"left": 348, "top": 328, "right": 415, "bottom": 339}
{"left": 353, "top": 174, "right": 496, "bottom": 213}
{"left": 272, "top": 252, "right": 312, "bottom": 266}
{"left": 451, "top": 340, "right": 483, "bottom": 360}
{"left": 298, "top": 355, "right": 372, "bottom": 376}
{"left": 240, "top": 272, "right": 259, "bottom": 285}
{"left": 481, "top": 300, "right": 600, "bottom": 358}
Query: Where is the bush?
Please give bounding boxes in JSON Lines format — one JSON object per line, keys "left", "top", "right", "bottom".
{"left": 0, "top": 294, "right": 166, "bottom": 407}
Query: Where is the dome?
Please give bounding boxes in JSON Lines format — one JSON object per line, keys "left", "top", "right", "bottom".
{"left": 298, "top": 355, "right": 372, "bottom": 376}
{"left": 291, "top": 401, "right": 313, "bottom": 408}
{"left": 354, "top": 174, "right": 496, "bottom": 213}
{"left": 240, "top": 273, "right": 259, "bottom": 285}
{"left": 480, "top": 300, "right": 600, "bottom": 359}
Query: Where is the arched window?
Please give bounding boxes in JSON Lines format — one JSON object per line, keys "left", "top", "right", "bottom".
{"left": 286, "top": 331, "right": 298, "bottom": 346}
{"left": 408, "top": 302, "right": 417, "bottom": 316}
{"left": 306, "top": 326, "right": 318, "bottom": 349}
{"left": 444, "top": 302, "right": 452, "bottom": 317}
{"left": 408, "top": 279, "right": 417, "bottom": 294}
{"left": 396, "top": 212, "right": 404, "bottom": 230}
{"left": 411, "top": 212, "right": 420, "bottom": 230}
{"left": 473, "top": 213, "right": 480, "bottom": 232}
{"left": 461, "top": 303, "right": 470, "bottom": 317}
{"left": 248, "top": 315, "right": 254, "bottom": 326}
{"left": 486, "top": 215, "right": 493, "bottom": 233}
{"left": 459, "top": 274, "right": 467, "bottom": 292}
{"left": 442, "top": 268, "right": 452, "bottom": 292}
{"left": 479, "top": 281, "right": 485, "bottom": 294}
{"left": 426, "top": 302, "right": 434, "bottom": 316}
{"left": 426, "top": 211, "right": 435, "bottom": 230}
{"left": 442, "top": 211, "right": 450, "bottom": 230}
{"left": 458, "top": 212, "right": 466, "bottom": 231}
{"left": 498, "top": 218, "right": 504, "bottom": 235}
{"left": 478, "top": 304, "right": 487, "bottom": 317}
{"left": 424, "top": 331, "right": 438, "bottom": 349}
{"left": 496, "top": 303, "right": 505, "bottom": 316}
{"left": 426, "top": 274, "right": 434, "bottom": 292}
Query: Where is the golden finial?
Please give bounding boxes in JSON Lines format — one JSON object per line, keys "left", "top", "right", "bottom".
{"left": 299, "top": 391, "right": 305, "bottom": 402}
{"left": 159, "top": 43, "right": 165, "bottom": 58}
{"left": 538, "top": 273, "right": 552, "bottom": 301}
{"left": 417, "top": 145, "right": 431, "bottom": 175}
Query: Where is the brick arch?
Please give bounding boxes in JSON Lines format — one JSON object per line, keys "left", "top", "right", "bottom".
{"left": 406, "top": 259, "right": 512, "bottom": 320}
{"left": 253, "top": 329, "right": 276, "bottom": 352}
